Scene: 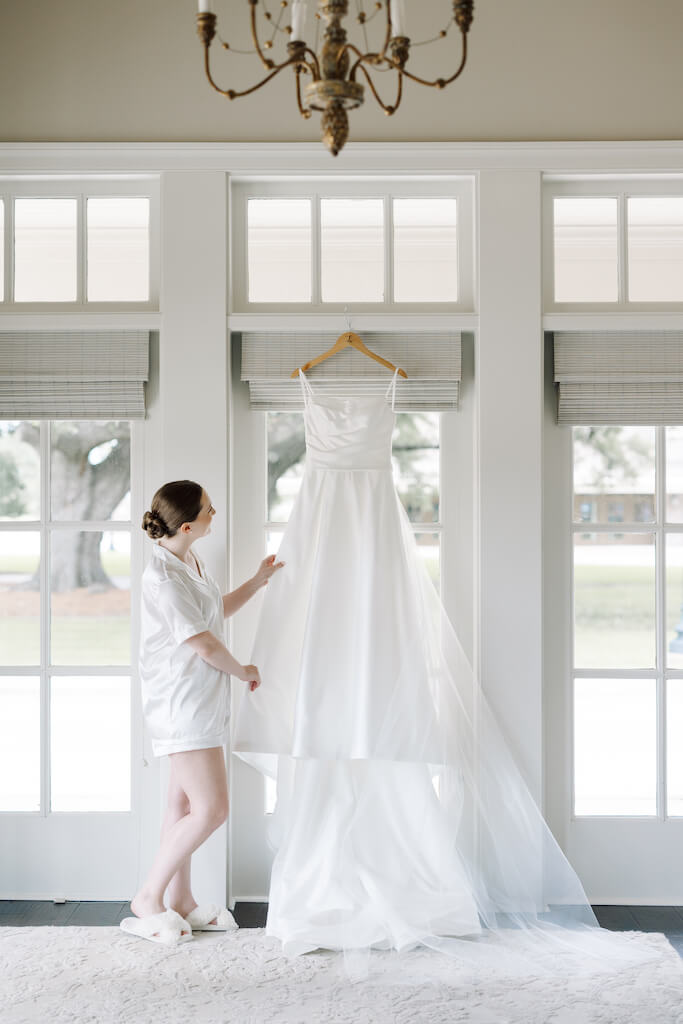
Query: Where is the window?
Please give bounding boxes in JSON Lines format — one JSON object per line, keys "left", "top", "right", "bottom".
{"left": 628, "top": 197, "right": 683, "bottom": 302}
{"left": 232, "top": 179, "right": 473, "bottom": 312}
{"left": 247, "top": 199, "right": 311, "bottom": 303}
{"left": 0, "top": 180, "right": 158, "bottom": 309}
{"left": 571, "top": 425, "right": 683, "bottom": 817}
{"left": 0, "top": 420, "right": 135, "bottom": 813}
{"left": 553, "top": 196, "right": 618, "bottom": 303}
{"left": 545, "top": 180, "right": 683, "bottom": 309}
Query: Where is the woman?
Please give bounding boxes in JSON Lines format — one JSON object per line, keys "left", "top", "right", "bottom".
{"left": 120, "top": 479, "right": 284, "bottom": 946}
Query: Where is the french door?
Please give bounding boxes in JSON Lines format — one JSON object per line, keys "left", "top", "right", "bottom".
{"left": 0, "top": 419, "right": 143, "bottom": 898}
{"left": 546, "top": 421, "right": 683, "bottom": 904}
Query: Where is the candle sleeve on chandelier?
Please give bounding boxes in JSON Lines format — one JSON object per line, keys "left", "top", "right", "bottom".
{"left": 291, "top": 0, "right": 307, "bottom": 41}
{"left": 198, "top": 0, "right": 213, "bottom": 12}
{"left": 390, "top": 0, "right": 405, "bottom": 37}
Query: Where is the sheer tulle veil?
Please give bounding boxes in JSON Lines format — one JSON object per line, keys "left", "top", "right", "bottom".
{"left": 234, "top": 372, "right": 662, "bottom": 980}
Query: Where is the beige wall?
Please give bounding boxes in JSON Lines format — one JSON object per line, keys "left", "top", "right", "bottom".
{"left": 0, "top": 0, "right": 681, "bottom": 144}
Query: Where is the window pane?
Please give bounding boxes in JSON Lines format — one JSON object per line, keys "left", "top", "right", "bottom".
{"left": 573, "top": 426, "right": 655, "bottom": 525}
{"left": 14, "top": 198, "right": 77, "bottom": 302}
{"left": 393, "top": 412, "right": 440, "bottom": 524}
{"left": 0, "top": 676, "right": 40, "bottom": 811}
{"left": 574, "top": 533, "right": 655, "bottom": 669}
{"left": 574, "top": 678, "right": 656, "bottom": 815}
{"left": 553, "top": 197, "right": 618, "bottom": 302}
{"left": 87, "top": 197, "right": 150, "bottom": 301}
{"left": 628, "top": 197, "right": 683, "bottom": 302}
{"left": 248, "top": 199, "right": 311, "bottom": 302}
{"left": 0, "top": 199, "right": 4, "bottom": 302}
{"left": 0, "top": 421, "right": 40, "bottom": 521}
{"left": 666, "top": 534, "right": 683, "bottom": 670}
{"left": 267, "top": 412, "right": 305, "bottom": 522}
{"left": 415, "top": 532, "right": 440, "bottom": 592}
{"left": 51, "top": 531, "right": 130, "bottom": 666}
{"left": 320, "top": 198, "right": 384, "bottom": 302}
{"left": 266, "top": 529, "right": 284, "bottom": 557}
{"left": 393, "top": 198, "right": 457, "bottom": 302}
{"left": 0, "top": 532, "right": 40, "bottom": 666}
{"left": 666, "top": 426, "right": 683, "bottom": 523}
{"left": 51, "top": 421, "right": 130, "bottom": 522}
{"left": 50, "top": 676, "right": 130, "bottom": 811}
{"left": 667, "top": 679, "right": 683, "bottom": 816}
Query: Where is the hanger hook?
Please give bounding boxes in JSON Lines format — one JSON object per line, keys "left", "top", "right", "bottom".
{"left": 343, "top": 305, "right": 351, "bottom": 333}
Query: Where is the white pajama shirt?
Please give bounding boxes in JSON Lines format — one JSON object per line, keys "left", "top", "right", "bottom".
{"left": 139, "top": 542, "right": 230, "bottom": 756}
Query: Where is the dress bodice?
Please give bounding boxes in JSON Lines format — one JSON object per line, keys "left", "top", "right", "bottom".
{"left": 299, "top": 368, "right": 398, "bottom": 471}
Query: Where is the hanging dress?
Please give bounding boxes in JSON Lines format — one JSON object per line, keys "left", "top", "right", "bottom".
{"left": 232, "top": 367, "right": 661, "bottom": 976}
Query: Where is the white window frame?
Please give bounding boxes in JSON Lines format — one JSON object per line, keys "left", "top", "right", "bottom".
{"left": 569, "top": 424, "right": 683, "bottom": 821}
{"left": 543, "top": 177, "right": 683, "bottom": 314}
{"left": 0, "top": 177, "right": 160, "bottom": 312}
{"left": 230, "top": 177, "right": 475, "bottom": 315}
{"left": 0, "top": 418, "right": 143, "bottom": 817}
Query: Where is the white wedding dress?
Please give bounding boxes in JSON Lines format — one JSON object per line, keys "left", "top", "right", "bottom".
{"left": 233, "top": 367, "right": 660, "bottom": 975}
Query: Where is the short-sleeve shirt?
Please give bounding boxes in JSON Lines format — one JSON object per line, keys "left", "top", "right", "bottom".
{"left": 139, "top": 542, "right": 230, "bottom": 756}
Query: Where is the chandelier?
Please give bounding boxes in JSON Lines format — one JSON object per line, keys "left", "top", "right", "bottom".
{"left": 196, "top": 1, "right": 475, "bottom": 156}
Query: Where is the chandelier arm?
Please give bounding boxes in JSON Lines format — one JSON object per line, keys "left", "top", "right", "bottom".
{"left": 204, "top": 49, "right": 297, "bottom": 99}
{"left": 395, "top": 33, "right": 468, "bottom": 89}
{"left": 250, "top": 0, "right": 277, "bottom": 71}
{"left": 302, "top": 46, "right": 322, "bottom": 80}
{"left": 340, "top": 41, "right": 368, "bottom": 68}
{"left": 348, "top": 48, "right": 385, "bottom": 82}
{"left": 295, "top": 66, "right": 313, "bottom": 118}
{"left": 354, "top": 62, "right": 403, "bottom": 115}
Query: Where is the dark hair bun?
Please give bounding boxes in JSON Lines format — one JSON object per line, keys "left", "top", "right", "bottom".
{"left": 142, "top": 509, "right": 168, "bottom": 540}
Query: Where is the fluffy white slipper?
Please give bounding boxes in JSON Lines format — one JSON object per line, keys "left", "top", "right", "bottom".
{"left": 119, "top": 908, "right": 194, "bottom": 946}
{"left": 185, "top": 903, "right": 239, "bottom": 932}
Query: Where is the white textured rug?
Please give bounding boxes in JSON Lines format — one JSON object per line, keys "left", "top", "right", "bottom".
{"left": 1, "top": 926, "right": 683, "bottom": 1024}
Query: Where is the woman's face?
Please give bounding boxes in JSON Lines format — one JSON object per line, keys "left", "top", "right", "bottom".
{"left": 189, "top": 489, "right": 216, "bottom": 537}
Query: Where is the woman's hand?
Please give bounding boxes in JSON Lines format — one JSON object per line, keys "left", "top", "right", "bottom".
{"left": 253, "top": 553, "right": 285, "bottom": 590}
{"left": 239, "top": 663, "right": 261, "bottom": 692}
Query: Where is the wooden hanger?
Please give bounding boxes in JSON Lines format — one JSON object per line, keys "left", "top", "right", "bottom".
{"left": 290, "top": 329, "right": 408, "bottom": 379}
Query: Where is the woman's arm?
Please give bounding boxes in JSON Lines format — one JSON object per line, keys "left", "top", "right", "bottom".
{"left": 222, "top": 576, "right": 260, "bottom": 618}
{"left": 184, "top": 631, "right": 260, "bottom": 690}
{"left": 222, "top": 554, "right": 285, "bottom": 618}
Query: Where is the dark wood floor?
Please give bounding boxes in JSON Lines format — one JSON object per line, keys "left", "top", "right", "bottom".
{"left": 1, "top": 902, "right": 683, "bottom": 956}
{"left": 0, "top": 900, "right": 268, "bottom": 930}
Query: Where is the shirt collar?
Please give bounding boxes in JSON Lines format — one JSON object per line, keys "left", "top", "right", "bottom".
{"left": 153, "top": 541, "right": 207, "bottom": 583}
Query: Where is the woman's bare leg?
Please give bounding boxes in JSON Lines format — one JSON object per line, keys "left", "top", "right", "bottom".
{"left": 130, "top": 747, "right": 228, "bottom": 933}
{"left": 162, "top": 756, "right": 220, "bottom": 925}
{"left": 159, "top": 756, "right": 193, "bottom": 913}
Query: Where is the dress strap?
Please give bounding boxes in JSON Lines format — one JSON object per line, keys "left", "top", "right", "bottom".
{"left": 384, "top": 366, "right": 400, "bottom": 411}
{"left": 298, "top": 368, "right": 313, "bottom": 408}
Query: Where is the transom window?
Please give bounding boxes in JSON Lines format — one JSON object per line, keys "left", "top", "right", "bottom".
{"left": 0, "top": 179, "right": 159, "bottom": 309}
{"left": 544, "top": 179, "right": 683, "bottom": 309}
{"left": 231, "top": 179, "right": 473, "bottom": 313}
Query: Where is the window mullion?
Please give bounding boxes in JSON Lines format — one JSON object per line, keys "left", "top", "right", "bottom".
{"left": 312, "top": 194, "right": 321, "bottom": 306}
{"left": 385, "top": 195, "right": 393, "bottom": 305}
{"left": 657, "top": 426, "right": 667, "bottom": 818}
{"left": 40, "top": 422, "right": 49, "bottom": 817}
{"left": 79, "top": 193, "right": 87, "bottom": 304}
{"left": 619, "top": 192, "right": 629, "bottom": 306}
{"left": 7, "top": 195, "right": 15, "bottom": 304}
